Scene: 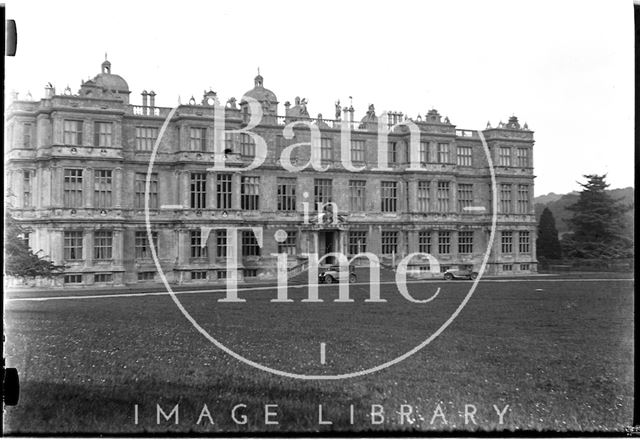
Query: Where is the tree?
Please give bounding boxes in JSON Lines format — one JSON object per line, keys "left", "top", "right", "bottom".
{"left": 536, "top": 207, "right": 562, "bottom": 260}
{"left": 561, "top": 174, "right": 633, "bottom": 259}
{"left": 4, "top": 211, "right": 63, "bottom": 279}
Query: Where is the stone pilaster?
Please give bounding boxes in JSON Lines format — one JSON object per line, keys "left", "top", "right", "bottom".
{"left": 113, "top": 229, "right": 124, "bottom": 267}
{"left": 114, "top": 167, "right": 123, "bottom": 208}
{"left": 83, "top": 229, "right": 93, "bottom": 266}
{"left": 84, "top": 167, "right": 94, "bottom": 208}
{"left": 207, "top": 171, "right": 216, "bottom": 209}
{"left": 232, "top": 173, "right": 241, "bottom": 210}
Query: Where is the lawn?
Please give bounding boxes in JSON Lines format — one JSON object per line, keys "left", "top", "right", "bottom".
{"left": 3, "top": 274, "right": 634, "bottom": 434}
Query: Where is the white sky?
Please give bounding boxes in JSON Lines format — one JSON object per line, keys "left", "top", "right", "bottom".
{"left": 5, "top": 0, "right": 634, "bottom": 196}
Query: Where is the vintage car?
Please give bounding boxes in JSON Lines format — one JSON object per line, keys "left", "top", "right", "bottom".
{"left": 443, "top": 266, "right": 479, "bottom": 280}
{"left": 318, "top": 265, "right": 357, "bottom": 284}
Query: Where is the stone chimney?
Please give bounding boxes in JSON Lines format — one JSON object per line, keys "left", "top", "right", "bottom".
{"left": 141, "top": 90, "right": 148, "bottom": 108}
{"left": 149, "top": 91, "right": 156, "bottom": 108}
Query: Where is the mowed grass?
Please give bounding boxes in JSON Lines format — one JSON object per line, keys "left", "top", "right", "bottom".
{"left": 3, "top": 274, "right": 634, "bottom": 434}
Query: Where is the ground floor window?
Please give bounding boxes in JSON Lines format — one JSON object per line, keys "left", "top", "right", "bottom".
{"left": 94, "top": 273, "right": 113, "bottom": 283}
{"left": 519, "top": 231, "right": 530, "bottom": 253}
{"left": 458, "top": 231, "right": 473, "bottom": 254}
{"left": 418, "top": 231, "right": 431, "bottom": 254}
{"left": 348, "top": 231, "right": 367, "bottom": 255}
{"left": 501, "top": 231, "right": 513, "bottom": 254}
{"left": 243, "top": 268, "right": 258, "bottom": 278}
{"left": 277, "top": 231, "right": 297, "bottom": 255}
{"left": 242, "top": 231, "right": 261, "bottom": 257}
{"left": 64, "top": 274, "right": 83, "bottom": 284}
{"left": 502, "top": 264, "right": 513, "bottom": 271}
{"left": 94, "top": 230, "right": 113, "bottom": 260}
{"left": 217, "top": 270, "right": 228, "bottom": 279}
{"left": 191, "top": 271, "right": 207, "bottom": 281}
{"left": 137, "top": 271, "right": 155, "bottom": 281}
{"left": 520, "top": 263, "right": 530, "bottom": 271}
{"left": 438, "top": 231, "right": 451, "bottom": 254}
{"left": 190, "top": 230, "right": 208, "bottom": 259}
{"left": 381, "top": 231, "right": 398, "bottom": 255}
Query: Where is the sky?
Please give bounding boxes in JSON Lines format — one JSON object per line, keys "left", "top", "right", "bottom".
{"left": 4, "top": 0, "right": 634, "bottom": 196}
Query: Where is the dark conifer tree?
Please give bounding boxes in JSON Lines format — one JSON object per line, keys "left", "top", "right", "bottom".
{"left": 536, "top": 207, "right": 562, "bottom": 260}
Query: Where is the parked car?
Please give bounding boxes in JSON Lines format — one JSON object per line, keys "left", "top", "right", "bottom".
{"left": 443, "top": 266, "right": 478, "bottom": 280}
{"left": 318, "top": 265, "right": 357, "bottom": 284}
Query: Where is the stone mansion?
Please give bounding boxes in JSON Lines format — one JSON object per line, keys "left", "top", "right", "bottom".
{"left": 5, "top": 58, "right": 537, "bottom": 286}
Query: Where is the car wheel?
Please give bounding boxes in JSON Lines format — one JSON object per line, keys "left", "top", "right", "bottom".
{"left": 469, "top": 273, "right": 478, "bottom": 280}
{"left": 444, "top": 273, "right": 453, "bottom": 280}
{"left": 3, "top": 367, "right": 19, "bottom": 406}
{"left": 325, "top": 275, "right": 334, "bottom": 284}
{"left": 349, "top": 274, "right": 357, "bottom": 283}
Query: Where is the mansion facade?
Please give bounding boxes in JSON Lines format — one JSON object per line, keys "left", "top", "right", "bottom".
{"left": 5, "top": 58, "right": 537, "bottom": 286}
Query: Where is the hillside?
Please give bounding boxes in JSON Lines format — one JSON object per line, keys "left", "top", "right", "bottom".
{"left": 534, "top": 187, "right": 634, "bottom": 238}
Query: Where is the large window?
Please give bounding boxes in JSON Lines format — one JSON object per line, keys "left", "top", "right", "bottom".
{"left": 418, "top": 231, "right": 431, "bottom": 254}
{"left": 190, "top": 172, "right": 207, "bottom": 209}
{"left": 321, "top": 138, "right": 333, "bottom": 166}
{"left": 419, "top": 141, "right": 429, "bottom": 164}
{"left": 517, "top": 184, "right": 530, "bottom": 214}
{"left": 94, "top": 169, "right": 113, "bottom": 209}
{"left": 216, "top": 174, "right": 232, "bottom": 209}
{"left": 216, "top": 230, "right": 227, "bottom": 258}
{"left": 437, "top": 181, "right": 450, "bottom": 212}
{"left": 438, "top": 231, "right": 451, "bottom": 254}
{"left": 23, "top": 123, "right": 32, "bottom": 148}
{"left": 63, "top": 169, "right": 83, "bottom": 208}
{"left": 63, "top": 231, "right": 83, "bottom": 260}
{"left": 189, "top": 127, "right": 206, "bottom": 151}
{"left": 23, "top": 171, "right": 32, "bottom": 208}
{"left": 190, "top": 230, "right": 207, "bottom": 258}
{"left": 135, "top": 230, "right": 158, "bottom": 259}
{"left": 500, "top": 184, "right": 512, "bottom": 214}
{"left": 94, "top": 230, "right": 113, "bottom": 260}
{"left": 457, "top": 146, "right": 473, "bottom": 166}
{"left": 417, "top": 181, "right": 429, "bottom": 212}
{"left": 381, "top": 181, "right": 398, "bottom": 212}
{"left": 458, "top": 231, "right": 474, "bottom": 254}
{"left": 277, "top": 177, "right": 296, "bottom": 211}
{"left": 241, "top": 176, "right": 260, "bottom": 210}
{"left": 457, "top": 183, "right": 473, "bottom": 212}
{"left": 348, "top": 231, "right": 367, "bottom": 255}
{"left": 63, "top": 120, "right": 83, "bottom": 145}
{"left": 135, "top": 126, "right": 158, "bottom": 151}
{"left": 351, "top": 140, "right": 365, "bottom": 163}
{"left": 94, "top": 122, "right": 113, "bottom": 147}
{"left": 242, "top": 230, "right": 261, "bottom": 256}
{"left": 225, "top": 133, "right": 235, "bottom": 153}
{"left": 516, "top": 148, "right": 529, "bottom": 167}
{"left": 278, "top": 231, "right": 297, "bottom": 255}
{"left": 240, "top": 133, "right": 255, "bottom": 158}
{"left": 437, "top": 143, "right": 450, "bottom": 163}
{"left": 498, "top": 147, "right": 511, "bottom": 167}
{"left": 134, "top": 172, "right": 158, "bottom": 209}
{"left": 388, "top": 142, "right": 399, "bottom": 164}
{"left": 314, "top": 178, "right": 332, "bottom": 209}
{"left": 501, "top": 231, "right": 513, "bottom": 254}
{"left": 519, "top": 231, "right": 530, "bottom": 253}
{"left": 349, "top": 180, "right": 366, "bottom": 212}
{"left": 381, "top": 231, "right": 398, "bottom": 254}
